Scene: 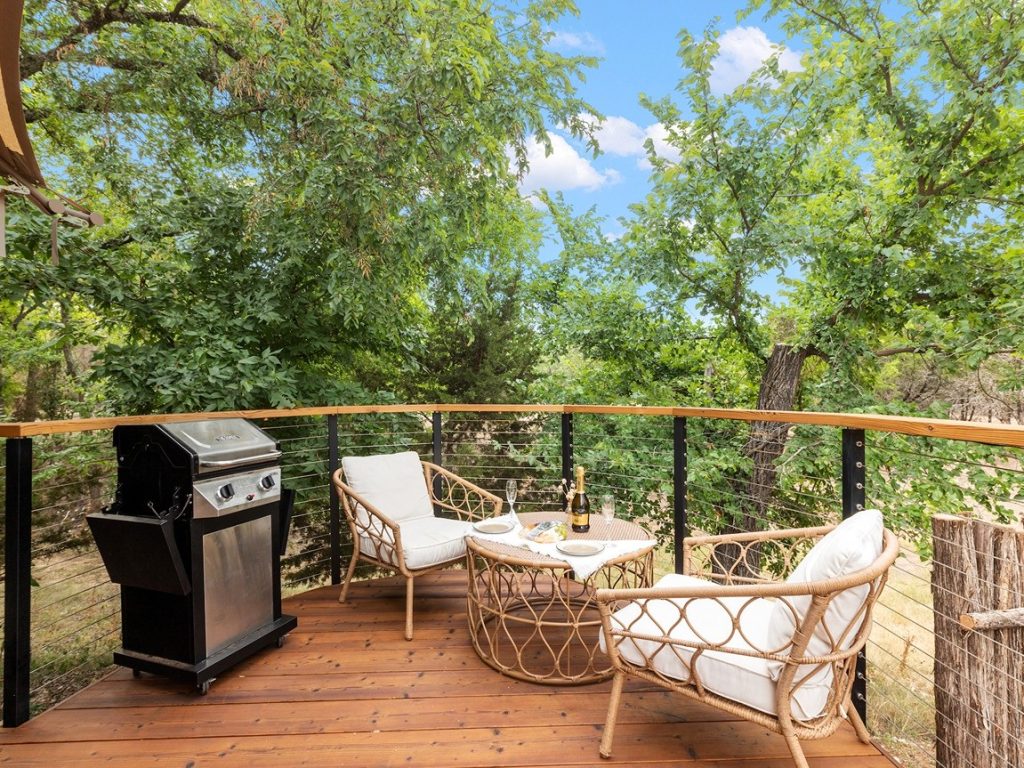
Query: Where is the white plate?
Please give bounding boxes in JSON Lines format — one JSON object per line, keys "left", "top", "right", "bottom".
{"left": 473, "top": 520, "right": 514, "bottom": 534}
{"left": 555, "top": 541, "right": 605, "bottom": 557}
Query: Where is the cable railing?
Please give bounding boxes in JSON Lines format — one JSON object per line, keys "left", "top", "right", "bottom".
{"left": 3, "top": 404, "right": 1024, "bottom": 768}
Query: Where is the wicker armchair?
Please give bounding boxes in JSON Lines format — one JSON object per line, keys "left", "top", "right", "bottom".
{"left": 331, "top": 451, "right": 502, "bottom": 640}
{"left": 595, "top": 509, "right": 898, "bottom": 768}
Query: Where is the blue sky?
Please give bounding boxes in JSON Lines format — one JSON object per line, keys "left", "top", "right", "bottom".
{"left": 520, "top": 1, "right": 802, "bottom": 249}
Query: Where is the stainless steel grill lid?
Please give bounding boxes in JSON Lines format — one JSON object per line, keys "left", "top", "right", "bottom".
{"left": 160, "top": 419, "right": 280, "bottom": 473}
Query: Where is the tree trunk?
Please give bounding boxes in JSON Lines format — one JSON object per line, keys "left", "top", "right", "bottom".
{"left": 59, "top": 297, "right": 86, "bottom": 405}
{"left": 13, "top": 362, "right": 45, "bottom": 421}
{"left": 719, "top": 343, "right": 807, "bottom": 578}
{"left": 12, "top": 360, "right": 62, "bottom": 421}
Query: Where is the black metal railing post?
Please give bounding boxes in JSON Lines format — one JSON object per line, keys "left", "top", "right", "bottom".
{"left": 432, "top": 412, "right": 442, "bottom": 467}
{"left": 673, "top": 416, "right": 688, "bottom": 574}
{"left": 560, "top": 412, "right": 573, "bottom": 489}
{"left": 842, "top": 429, "right": 866, "bottom": 517}
{"left": 431, "top": 412, "right": 442, "bottom": 505}
{"left": 4, "top": 437, "right": 33, "bottom": 727}
{"left": 842, "top": 428, "right": 867, "bottom": 723}
{"left": 327, "top": 415, "right": 341, "bottom": 585}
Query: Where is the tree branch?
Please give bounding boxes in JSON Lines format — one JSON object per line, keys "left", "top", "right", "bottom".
{"left": 977, "top": 196, "right": 1024, "bottom": 209}
{"left": 823, "top": 297, "right": 852, "bottom": 329}
{"left": 935, "top": 33, "right": 982, "bottom": 89}
{"left": 100, "top": 232, "right": 136, "bottom": 250}
{"left": 791, "top": 0, "right": 865, "bottom": 42}
{"left": 974, "top": 367, "right": 1015, "bottom": 414}
{"left": 11, "top": 297, "right": 41, "bottom": 331}
{"left": 20, "top": 0, "right": 239, "bottom": 80}
{"left": 873, "top": 343, "right": 943, "bottom": 357}
{"left": 927, "top": 140, "right": 1024, "bottom": 198}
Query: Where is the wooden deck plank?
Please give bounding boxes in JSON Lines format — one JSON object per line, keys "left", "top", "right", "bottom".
{"left": 0, "top": 690, "right": 729, "bottom": 744}
{"left": 62, "top": 669, "right": 661, "bottom": 709}
{"left": 0, "top": 724, "right": 882, "bottom": 767}
{"left": 0, "top": 572, "right": 895, "bottom": 768}
{"left": 277, "top": 627, "right": 476, "bottom": 649}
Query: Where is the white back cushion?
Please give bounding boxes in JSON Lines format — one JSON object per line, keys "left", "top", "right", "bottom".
{"left": 342, "top": 451, "right": 433, "bottom": 524}
{"left": 767, "top": 509, "right": 884, "bottom": 679}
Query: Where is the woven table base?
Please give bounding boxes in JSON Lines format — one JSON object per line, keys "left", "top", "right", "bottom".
{"left": 466, "top": 513, "right": 654, "bottom": 685}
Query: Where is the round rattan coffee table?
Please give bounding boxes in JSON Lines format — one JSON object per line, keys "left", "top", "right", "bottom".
{"left": 465, "top": 511, "right": 655, "bottom": 685}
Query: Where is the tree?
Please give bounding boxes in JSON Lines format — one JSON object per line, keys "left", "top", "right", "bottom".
{"left": 409, "top": 253, "right": 544, "bottom": 405}
{"left": 7, "top": 0, "right": 596, "bottom": 413}
{"left": 620, "top": 0, "right": 1024, "bottom": 551}
{"left": 513, "top": 196, "right": 756, "bottom": 544}
{"left": 535, "top": 195, "right": 743, "bottom": 406}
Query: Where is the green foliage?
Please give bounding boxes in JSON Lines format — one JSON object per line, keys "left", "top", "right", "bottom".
{"left": 5, "top": 0, "right": 1024, "bottom": 557}
{"left": 525, "top": 1, "right": 1024, "bottom": 551}
{"left": 620, "top": 1, "right": 1024, "bottom": 398}
{"left": 399, "top": 209, "right": 545, "bottom": 404}
{"left": 534, "top": 195, "right": 758, "bottom": 408}
{"left": 7, "top": 0, "right": 595, "bottom": 415}
{"left": 573, "top": 413, "right": 676, "bottom": 545}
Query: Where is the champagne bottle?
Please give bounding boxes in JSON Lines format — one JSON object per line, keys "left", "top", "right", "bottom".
{"left": 570, "top": 465, "right": 590, "bottom": 533}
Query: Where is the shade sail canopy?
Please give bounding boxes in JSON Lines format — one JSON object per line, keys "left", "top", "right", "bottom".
{"left": 0, "top": 0, "right": 45, "bottom": 188}
{"left": 0, "top": 0, "right": 102, "bottom": 228}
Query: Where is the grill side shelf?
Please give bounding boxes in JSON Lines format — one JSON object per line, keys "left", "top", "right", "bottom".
{"left": 87, "top": 514, "right": 192, "bottom": 596}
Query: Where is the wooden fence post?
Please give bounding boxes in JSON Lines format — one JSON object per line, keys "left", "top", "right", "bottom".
{"left": 932, "top": 515, "right": 1024, "bottom": 768}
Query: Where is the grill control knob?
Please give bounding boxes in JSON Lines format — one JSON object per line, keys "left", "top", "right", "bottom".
{"left": 259, "top": 474, "right": 276, "bottom": 490}
{"left": 217, "top": 483, "right": 235, "bottom": 501}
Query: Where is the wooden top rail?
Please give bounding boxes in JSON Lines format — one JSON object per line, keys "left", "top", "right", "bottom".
{"left": 2, "top": 403, "right": 1024, "bottom": 448}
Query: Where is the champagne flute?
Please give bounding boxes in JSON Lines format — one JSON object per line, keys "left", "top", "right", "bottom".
{"left": 505, "top": 479, "right": 518, "bottom": 522}
{"left": 601, "top": 495, "right": 615, "bottom": 533}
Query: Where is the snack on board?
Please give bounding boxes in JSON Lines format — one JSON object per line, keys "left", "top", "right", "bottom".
{"left": 520, "top": 520, "right": 568, "bottom": 543}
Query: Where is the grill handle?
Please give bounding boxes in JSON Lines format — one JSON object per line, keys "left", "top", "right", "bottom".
{"left": 199, "top": 451, "right": 282, "bottom": 468}
{"left": 279, "top": 487, "right": 295, "bottom": 557}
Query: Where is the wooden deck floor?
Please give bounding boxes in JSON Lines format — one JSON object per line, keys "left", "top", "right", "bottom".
{"left": 0, "top": 573, "right": 897, "bottom": 767}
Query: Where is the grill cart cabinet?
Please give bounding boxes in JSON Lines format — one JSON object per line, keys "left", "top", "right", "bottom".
{"left": 88, "top": 419, "right": 297, "bottom": 694}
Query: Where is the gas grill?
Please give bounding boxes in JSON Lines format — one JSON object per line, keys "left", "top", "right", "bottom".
{"left": 88, "top": 418, "right": 297, "bottom": 693}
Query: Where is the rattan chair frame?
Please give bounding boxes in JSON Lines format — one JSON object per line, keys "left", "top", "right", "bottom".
{"left": 595, "top": 523, "right": 899, "bottom": 767}
{"left": 331, "top": 461, "right": 502, "bottom": 640}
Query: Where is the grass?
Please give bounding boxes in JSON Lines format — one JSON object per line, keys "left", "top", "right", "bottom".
{"left": 867, "top": 551, "right": 936, "bottom": 768}
{"left": 23, "top": 547, "right": 120, "bottom": 716}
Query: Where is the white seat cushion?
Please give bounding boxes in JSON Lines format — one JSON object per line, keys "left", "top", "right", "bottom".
{"left": 767, "top": 509, "right": 884, "bottom": 681}
{"left": 601, "top": 573, "right": 830, "bottom": 721}
{"left": 342, "top": 451, "right": 434, "bottom": 525}
{"left": 360, "top": 516, "right": 471, "bottom": 569}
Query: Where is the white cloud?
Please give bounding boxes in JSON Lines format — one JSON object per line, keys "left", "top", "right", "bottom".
{"left": 709, "top": 26, "right": 802, "bottom": 95}
{"left": 585, "top": 114, "right": 682, "bottom": 166}
{"left": 591, "top": 115, "right": 647, "bottom": 156}
{"left": 603, "top": 167, "right": 624, "bottom": 185}
{"left": 549, "top": 30, "right": 605, "bottom": 54}
{"left": 641, "top": 122, "right": 682, "bottom": 165}
{"left": 523, "top": 193, "right": 547, "bottom": 211}
{"left": 516, "top": 133, "right": 620, "bottom": 194}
